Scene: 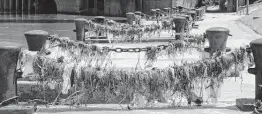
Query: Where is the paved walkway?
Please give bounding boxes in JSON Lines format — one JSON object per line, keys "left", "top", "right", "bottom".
{"left": 35, "top": 9, "right": 262, "bottom": 114}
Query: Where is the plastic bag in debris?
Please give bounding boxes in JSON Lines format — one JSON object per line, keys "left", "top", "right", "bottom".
{"left": 62, "top": 63, "right": 75, "bottom": 94}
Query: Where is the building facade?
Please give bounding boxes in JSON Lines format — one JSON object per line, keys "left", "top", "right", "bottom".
{"left": 0, "top": 0, "right": 199, "bottom": 16}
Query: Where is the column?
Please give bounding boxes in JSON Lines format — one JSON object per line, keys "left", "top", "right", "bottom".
{"left": 3, "top": 0, "right": 6, "bottom": 11}
{"left": 0, "top": 0, "right": 2, "bottom": 12}
{"left": 28, "top": 0, "right": 32, "bottom": 13}
{"left": 22, "top": 0, "right": 24, "bottom": 13}
{"left": 246, "top": 0, "right": 249, "bottom": 15}
{"left": 9, "top": 0, "right": 14, "bottom": 12}
{"left": 16, "top": 0, "right": 18, "bottom": 13}
{"left": 5, "top": 0, "right": 9, "bottom": 11}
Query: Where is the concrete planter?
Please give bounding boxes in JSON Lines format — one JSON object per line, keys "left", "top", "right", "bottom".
{"left": 24, "top": 30, "right": 48, "bottom": 51}
{"left": 173, "top": 16, "right": 186, "bottom": 33}
{"left": 206, "top": 27, "right": 230, "bottom": 55}
{"left": 0, "top": 42, "right": 21, "bottom": 102}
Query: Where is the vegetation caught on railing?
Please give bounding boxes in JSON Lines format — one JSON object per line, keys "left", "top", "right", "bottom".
{"left": 26, "top": 46, "right": 248, "bottom": 107}
{"left": 18, "top": 34, "right": 249, "bottom": 107}
{"left": 86, "top": 20, "right": 161, "bottom": 37}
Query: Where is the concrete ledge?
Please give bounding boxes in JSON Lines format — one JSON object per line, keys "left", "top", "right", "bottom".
{"left": 0, "top": 105, "right": 34, "bottom": 114}
{"left": 236, "top": 98, "right": 255, "bottom": 111}
{"left": 37, "top": 102, "right": 237, "bottom": 113}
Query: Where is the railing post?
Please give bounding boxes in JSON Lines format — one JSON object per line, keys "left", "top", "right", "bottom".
{"left": 163, "top": 7, "right": 171, "bottom": 16}
{"left": 196, "top": 7, "right": 202, "bottom": 21}
{"left": 188, "top": 10, "right": 197, "bottom": 25}
{"left": 248, "top": 39, "right": 262, "bottom": 100}
{"left": 0, "top": 42, "right": 21, "bottom": 102}
{"left": 150, "top": 9, "right": 157, "bottom": 20}
{"left": 205, "top": 27, "right": 230, "bottom": 56}
{"left": 246, "top": 0, "right": 249, "bottom": 15}
{"left": 93, "top": 16, "right": 106, "bottom": 37}
{"left": 74, "top": 18, "right": 87, "bottom": 41}
{"left": 236, "top": 0, "right": 239, "bottom": 13}
{"left": 24, "top": 30, "right": 49, "bottom": 51}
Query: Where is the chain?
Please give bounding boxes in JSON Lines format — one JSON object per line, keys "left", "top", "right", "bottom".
{"left": 101, "top": 43, "right": 202, "bottom": 53}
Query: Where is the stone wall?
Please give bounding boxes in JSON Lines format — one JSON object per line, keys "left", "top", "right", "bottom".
{"left": 142, "top": 0, "right": 172, "bottom": 14}
{"left": 54, "top": 0, "right": 80, "bottom": 13}
{"left": 104, "top": 0, "right": 136, "bottom": 16}
{"left": 238, "top": 0, "right": 246, "bottom": 6}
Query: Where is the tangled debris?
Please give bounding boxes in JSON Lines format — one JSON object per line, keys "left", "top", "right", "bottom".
{"left": 18, "top": 35, "right": 249, "bottom": 107}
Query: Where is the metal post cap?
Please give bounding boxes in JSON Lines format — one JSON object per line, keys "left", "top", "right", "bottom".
{"left": 250, "top": 38, "right": 262, "bottom": 46}
{"left": 163, "top": 7, "right": 171, "bottom": 10}
{"left": 94, "top": 16, "right": 105, "bottom": 19}
{"left": 172, "top": 7, "right": 177, "bottom": 9}
{"left": 180, "top": 14, "right": 190, "bottom": 17}
{"left": 206, "top": 27, "right": 230, "bottom": 32}
{"left": 155, "top": 9, "right": 161, "bottom": 11}
{"left": 93, "top": 16, "right": 105, "bottom": 23}
{"left": 74, "top": 18, "right": 87, "bottom": 22}
{"left": 196, "top": 8, "right": 202, "bottom": 11}
{"left": 151, "top": 9, "right": 156, "bottom": 12}
{"left": 188, "top": 11, "right": 197, "bottom": 14}
{"left": 126, "top": 12, "right": 135, "bottom": 15}
{"left": 134, "top": 11, "right": 142, "bottom": 14}
{"left": 174, "top": 16, "right": 186, "bottom": 20}
{"left": 24, "top": 30, "right": 48, "bottom": 36}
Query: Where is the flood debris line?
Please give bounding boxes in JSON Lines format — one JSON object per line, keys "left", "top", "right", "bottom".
{"left": 86, "top": 19, "right": 161, "bottom": 36}
{"left": 85, "top": 17, "right": 193, "bottom": 42}
{"left": 17, "top": 35, "right": 250, "bottom": 108}
{"left": 45, "top": 34, "right": 204, "bottom": 62}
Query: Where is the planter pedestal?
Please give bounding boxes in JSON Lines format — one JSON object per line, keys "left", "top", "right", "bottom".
{"left": 0, "top": 42, "right": 21, "bottom": 103}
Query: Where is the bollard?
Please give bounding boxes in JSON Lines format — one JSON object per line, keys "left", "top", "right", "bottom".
{"left": 74, "top": 18, "right": 87, "bottom": 41}
{"left": 172, "top": 7, "right": 177, "bottom": 14}
{"left": 163, "top": 7, "right": 171, "bottom": 15}
{"left": 126, "top": 12, "right": 136, "bottom": 25}
{"left": 155, "top": 8, "right": 162, "bottom": 17}
{"left": 173, "top": 16, "right": 187, "bottom": 40}
{"left": 0, "top": 42, "right": 21, "bottom": 102}
{"left": 188, "top": 11, "right": 197, "bottom": 22}
{"left": 133, "top": 11, "right": 143, "bottom": 24}
{"left": 201, "top": 6, "right": 206, "bottom": 17}
{"left": 205, "top": 27, "right": 230, "bottom": 55}
{"left": 177, "top": 6, "right": 183, "bottom": 13}
{"left": 93, "top": 16, "right": 106, "bottom": 37}
{"left": 196, "top": 8, "right": 202, "bottom": 21}
{"left": 248, "top": 38, "right": 262, "bottom": 100}
{"left": 134, "top": 11, "right": 142, "bottom": 17}
{"left": 24, "top": 30, "right": 48, "bottom": 51}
